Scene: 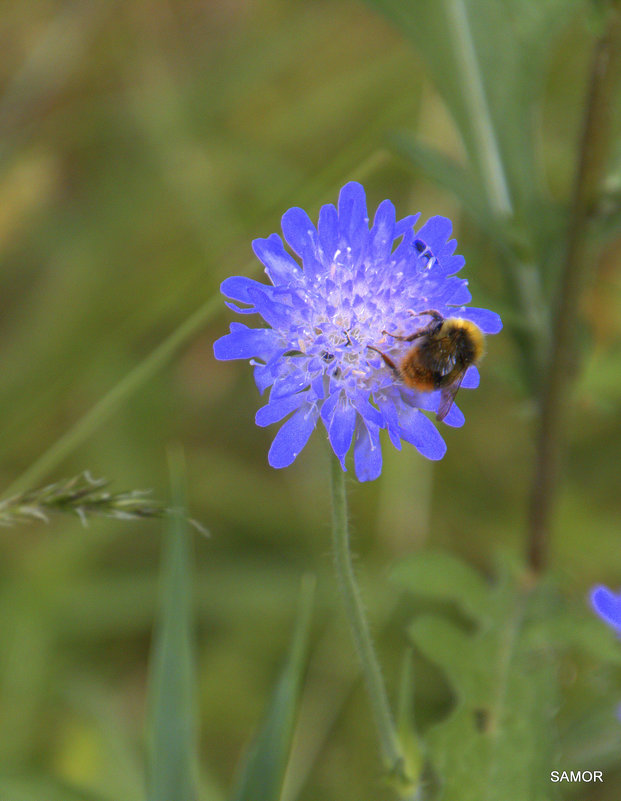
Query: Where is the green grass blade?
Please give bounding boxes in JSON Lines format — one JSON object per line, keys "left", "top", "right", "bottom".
{"left": 395, "top": 649, "right": 424, "bottom": 790}
{"left": 0, "top": 776, "right": 111, "bottom": 801}
{"left": 3, "top": 294, "right": 220, "bottom": 497}
{"left": 389, "top": 133, "right": 498, "bottom": 234}
{"left": 146, "top": 452, "right": 198, "bottom": 801}
{"left": 230, "top": 575, "right": 315, "bottom": 801}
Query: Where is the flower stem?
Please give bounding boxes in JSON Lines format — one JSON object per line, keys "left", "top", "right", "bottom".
{"left": 527, "top": 3, "right": 621, "bottom": 573}
{"left": 329, "top": 456, "right": 410, "bottom": 786}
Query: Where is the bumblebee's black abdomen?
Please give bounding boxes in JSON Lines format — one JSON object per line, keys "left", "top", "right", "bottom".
{"left": 452, "top": 331, "right": 478, "bottom": 365}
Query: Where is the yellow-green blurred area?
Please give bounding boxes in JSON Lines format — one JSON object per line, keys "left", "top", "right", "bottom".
{"left": 1, "top": 1, "right": 621, "bottom": 800}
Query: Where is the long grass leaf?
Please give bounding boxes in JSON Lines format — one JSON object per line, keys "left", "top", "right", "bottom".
{"left": 0, "top": 776, "right": 110, "bottom": 801}
{"left": 2, "top": 294, "right": 219, "bottom": 496}
{"left": 146, "top": 451, "right": 198, "bottom": 801}
{"left": 230, "top": 575, "right": 315, "bottom": 801}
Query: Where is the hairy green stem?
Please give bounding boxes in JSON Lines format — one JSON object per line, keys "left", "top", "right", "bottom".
{"left": 528, "top": 3, "right": 621, "bottom": 572}
{"left": 329, "top": 456, "right": 410, "bottom": 786}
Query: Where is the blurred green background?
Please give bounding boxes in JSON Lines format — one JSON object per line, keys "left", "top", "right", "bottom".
{"left": 1, "top": 1, "right": 621, "bottom": 799}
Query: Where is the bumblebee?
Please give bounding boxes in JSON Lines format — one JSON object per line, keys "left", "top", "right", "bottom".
{"left": 368, "top": 310, "right": 485, "bottom": 421}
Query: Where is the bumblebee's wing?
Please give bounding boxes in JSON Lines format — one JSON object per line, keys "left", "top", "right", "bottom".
{"left": 436, "top": 369, "right": 466, "bottom": 422}
{"left": 430, "top": 341, "right": 457, "bottom": 377}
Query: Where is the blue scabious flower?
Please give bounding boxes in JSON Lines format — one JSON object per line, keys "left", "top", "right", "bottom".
{"left": 213, "top": 182, "right": 502, "bottom": 481}
{"left": 590, "top": 585, "right": 621, "bottom": 635}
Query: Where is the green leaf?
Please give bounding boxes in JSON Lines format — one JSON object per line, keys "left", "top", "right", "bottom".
{"left": 395, "top": 649, "right": 425, "bottom": 786}
{"left": 561, "top": 696, "right": 621, "bottom": 770}
{"left": 399, "top": 554, "right": 560, "bottom": 800}
{"left": 391, "top": 550, "right": 491, "bottom": 624}
{"left": 527, "top": 604, "right": 621, "bottom": 667}
{"left": 146, "top": 452, "right": 198, "bottom": 801}
{"left": 230, "top": 575, "right": 315, "bottom": 801}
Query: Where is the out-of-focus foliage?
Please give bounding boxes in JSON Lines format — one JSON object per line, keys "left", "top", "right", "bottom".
{"left": 395, "top": 552, "right": 560, "bottom": 801}
{"left": 231, "top": 576, "right": 313, "bottom": 801}
{"left": 368, "top": 0, "right": 581, "bottom": 223}
{"left": 1, "top": 1, "right": 621, "bottom": 800}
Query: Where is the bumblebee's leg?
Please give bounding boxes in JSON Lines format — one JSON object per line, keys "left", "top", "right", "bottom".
{"left": 382, "top": 327, "right": 429, "bottom": 343}
{"left": 383, "top": 309, "right": 443, "bottom": 342}
{"left": 366, "top": 344, "right": 399, "bottom": 376}
{"left": 408, "top": 309, "right": 443, "bottom": 322}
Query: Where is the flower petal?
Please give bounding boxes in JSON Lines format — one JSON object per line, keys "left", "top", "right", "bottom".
{"left": 318, "top": 203, "right": 339, "bottom": 262}
{"left": 213, "top": 323, "right": 283, "bottom": 361}
{"left": 462, "top": 366, "right": 480, "bottom": 389}
{"left": 391, "top": 222, "right": 415, "bottom": 264}
{"left": 221, "top": 276, "right": 264, "bottom": 304}
{"left": 375, "top": 392, "right": 402, "bottom": 450}
{"left": 246, "top": 286, "right": 294, "bottom": 329}
{"left": 369, "top": 199, "right": 396, "bottom": 262}
{"left": 454, "top": 307, "right": 503, "bottom": 334}
{"left": 252, "top": 361, "right": 277, "bottom": 393}
{"left": 337, "top": 182, "right": 369, "bottom": 265}
{"left": 415, "top": 216, "right": 453, "bottom": 253}
{"left": 411, "top": 217, "right": 467, "bottom": 277}
{"left": 394, "top": 214, "right": 421, "bottom": 239}
{"left": 338, "top": 182, "right": 368, "bottom": 238}
{"left": 281, "top": 207, "right": 323, "bottom": 277}
{"left": 256, "top": 392, "right": 310, "bottom": 427}
{"left": 271, "top": 370, "right": 311, "bottom": 399}
{"left": 322, "top": 393, "right": 357, "bottom": 468}
{"left": 444, "top": 279, "right": 472, "bottom": 305}
{"left": 252, "top": 234, "right": 302, "bottom": 286}
{"left": 398, "top": 406, "right": 447, "bottom": 460}
{"left": 350, "top": 394, "right": 384, "bottom": 428}
{"left": 353, "top": 421, "right": 382, "bottom": 482}
{"left": 268, "top": 406, "right": 318, "bottom": 468}
{"left": 442, "top": 403, "right": 465, "bottom": 428}
{"left": 435, "top": 254, "right": 465, "bottom": 276}
{"left": 591, "top": 586, "right": 621, "bottom": 633}
{"left": 225, "top": 301, "right": 256, "bottom": 315}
